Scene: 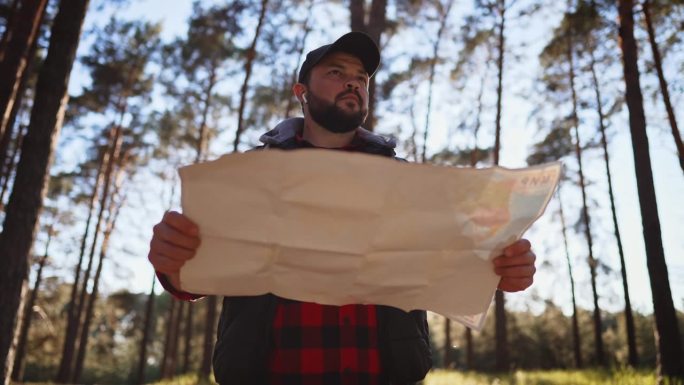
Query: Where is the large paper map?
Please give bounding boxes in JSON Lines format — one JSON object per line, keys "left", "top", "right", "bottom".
{"left": 178, "top": 149, "right": 561, "bottom": 330}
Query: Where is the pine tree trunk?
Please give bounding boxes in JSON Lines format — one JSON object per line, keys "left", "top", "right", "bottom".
{"left": 11, "top": 232, "right": 51, "bottom": 382}
{"left": 567, "top": 26, "right": 605, "bottom": 367}
{"left": 0, "top": 19, "right": 41, "bottom": 183}
{"left": 199, "top": 296, "right": 217, "bottom": 380}
{"left": 349, "top": 0, "right": 387, "bottom": 131}
{"left": 56, "top": 148, "right": 106, "bottom": 383}
{"left": 641, "top": 0, "right": 683, "bottom": 173}
{"left": 617, "top": 0, "right": 683, "bottom": 379}
{"left": 195, "top": 66, "right": 216, "bottom": 163}
{"left": 465, "top": 328, "right": 474, "bottom": 370}
{"left": 557, "top": 185, "right": 582, "bottom": 368}
{"left": 0, "top": 0, "right": 47, "bottom": 140}
{"left": 588, "top": 48, "right": 638, "bottom": 367}
{"left": 233, "top": 0, "right": 268, "bottom": 152}
{"left": 0, "top": 0, "right": 89, "bottom": 381}
{"left": 166, "top": 300, "right": 184, "bottom": 377}
{"left": 135, "top": 275, "right": 156, "bottom": 385}
{"left": 493, "top": 0, "right": 508, "bottom": 373}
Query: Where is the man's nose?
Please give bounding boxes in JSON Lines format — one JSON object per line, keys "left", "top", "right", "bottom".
{"left": 345, "top": 79, "right": 360, "bottom": 90}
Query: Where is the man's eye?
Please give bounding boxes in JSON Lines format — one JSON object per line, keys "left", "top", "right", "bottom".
{"left": 329, "top": 70, "right": 341, "bottom": 76}
{"left": 358, "top": 76, "right": 368, "bottom": 83}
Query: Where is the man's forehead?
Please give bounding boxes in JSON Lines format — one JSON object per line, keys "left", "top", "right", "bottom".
{"left": 316, "top": 51, "right": 367, "bottom": 73}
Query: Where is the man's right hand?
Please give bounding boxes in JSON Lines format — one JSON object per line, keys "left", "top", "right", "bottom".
{"left": 148, "top": 210, "right": 201, "bottom": 290}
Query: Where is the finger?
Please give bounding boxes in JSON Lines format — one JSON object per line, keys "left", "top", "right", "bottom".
{"left": 153, "top": 222, "right": 201, "bottom": 250}
{"left": 149, "top": 237, "right": 196, "bottom": 262}
{"left": 493, "top": 251, "right": 536, "bottom": 268}
{"left": 497, "top": 277, "right": 534, "bottom": 292}
{"left": 503, "top": 239, "right": 531, "bottom": 257}
{"left": 163, "top": 211, "right": 199, "bottom": 236}
{"left": 148, "top": 251, "right": 186, "bottom": 275}
{"left": 494, "top": 264, "right": 536, "bottom": 278}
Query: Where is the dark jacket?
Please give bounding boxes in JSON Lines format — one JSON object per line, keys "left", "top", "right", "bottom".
{"left": 212, "top": 118, "right": 432, "bottom": 385}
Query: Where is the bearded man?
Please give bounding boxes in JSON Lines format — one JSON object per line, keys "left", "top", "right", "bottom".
{"left": 147, "top": 32, "right": 537, "bottom": 385}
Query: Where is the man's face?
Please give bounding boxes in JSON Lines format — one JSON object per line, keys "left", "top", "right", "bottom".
{"left": 305, "top": 51, "right": 370, "bottom": 133}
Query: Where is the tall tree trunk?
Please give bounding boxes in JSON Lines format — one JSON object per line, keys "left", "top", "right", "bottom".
{"left": 567, "top": 23, "right": 605, "bottom": 367}
{"left": 557, "top": 184, "right": 582, "bottom": 368}
{"left": 588, "top": 48, "right": 638, "bottom": 367}
{"left": 55, "top": 148, "right": 106, "bottom": 383}
{"left": 135, "top": 274, "right": 156, "bottom": 385}
{"left": 0, "top": 123, "right": 25, "bottom": 207}
{"left": 0, "top": 0, "right": 89, "bottom": 382}
{"left": 69, "top": 124, "right": 123, "bottom": 382}
{"left": 465, "top": 327, "right": 474, "bottom": 370}
{"left": 421, "top": 0, "right": 454, "bottom": 163}
{"left": 0, "top": 17, "right": 42, "bottom": 183}
{"left": 199, "top": 296, "right": 217, "bottom": 380}
{"left": 617, "top": 0, "right": 683, "bottom": 379}
{"left": 72, "top": 186, "right": 126, "bottom": 384}
{"left": 493, "top": 0, "right": 508, "bottom": 373}
{"left": 11, "top": 231, "right": 51, "bottom": 382}
{"left": 233, "top": 0, "right": 268, "bottom": 152}
{"left": 195, "top": 66, "right": 216, "bottom": 164}
{"left": 349, "top": 0, "right": 387, "bottom": 131}
{"left": 641, "top": 0, "right": 683, "bottom": 173}
{"left": 160, "top": 298, "right": 177, "bottom": 379}
{"left": 0, "top": 0, "right": 48, "bottom": 140}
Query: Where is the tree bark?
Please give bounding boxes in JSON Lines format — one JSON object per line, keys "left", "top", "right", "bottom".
{"left": 617, "top": 0, "right": 683, "bottom": 379}
{"left": 233, "top": 0, "right": 268, "bottom": 152}
{"left": 642, "top": 0, "right": 683, "bottom": 173}
{"left": 284, "top": 0, "right": 313, "bottom": 118}
{"left": 182, "top": 302, "right": 193, "bottom": 373}
{"left": 135, "top": 274, "right": 156, "bottom": 385}
{"left": 195, "top": 65, "right": 216, "bottom": 164}
{"left": 588, "top": 47, "right": 638, "bottom": 367}
{"left": 160, "top": 298, "right": 177, "bottom": 379}
{"left": 557, "top": 184, "right": 582, "bottom": 368}
{"left": 0, "top": 0, "right": 89, "bottom": 381}
{"left": 11, "top": 231, "right": 51, "bottom": 381}
{"left": 443, "top": 318, "right": 451, "bottom": 368}
{"left": 0, "top": 0, "right": 48, "bottom": 140}
{"left": 493, "top": 0, "right": 508, "bottom": 373}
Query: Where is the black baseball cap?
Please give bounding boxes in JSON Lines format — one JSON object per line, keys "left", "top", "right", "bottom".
{"left": 298, "top": 32, "right": 380, "bottom": 83}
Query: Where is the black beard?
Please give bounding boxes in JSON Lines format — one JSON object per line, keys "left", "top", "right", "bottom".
{"left": 306, "top": 89, "right": 368, "bottom": 134}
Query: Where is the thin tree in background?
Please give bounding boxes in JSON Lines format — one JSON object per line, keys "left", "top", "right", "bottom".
{"left": 0, "top": 0, "right": 89, "bottom": 381}
{"left": 0, "top": 0, "right": 47, "bottom": 141}
{"left": 284, "top": 0, "right": 314, "bottom": 118}
{"left": 135, "top": 274, "right": 156, "bottom": 385}
{"left": 565, "top": 4, "right": 605, "bottom": 366}
{"left": 421, "top": 0, "right": 455, "bottom": 163}
{"left": 233, "top": 0, "right": 269, "bottom": 152}
{"left": 616, "top": 0, "right": 683, "bottom": 379}
{"left": 11, "top": 218, "right": 54, "bottom": 382}
{"left": 641, "top": 0, "right": 683, "bottom": 173}
{"left": 586, "top": 31, "right": 637, "bottom": 365}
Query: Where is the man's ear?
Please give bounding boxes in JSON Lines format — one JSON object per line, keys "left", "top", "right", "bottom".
{"left": 293, "top": 83, "right": 307, "bottom": 104}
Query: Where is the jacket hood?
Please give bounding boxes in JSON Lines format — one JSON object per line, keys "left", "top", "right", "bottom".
{"left": 259, "top": 117, "right": 397, "bottom": 150}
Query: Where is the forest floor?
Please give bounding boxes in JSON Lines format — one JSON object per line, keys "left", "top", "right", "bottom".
{"left": 145, "top": 368, "right": 683, "bottom": 385}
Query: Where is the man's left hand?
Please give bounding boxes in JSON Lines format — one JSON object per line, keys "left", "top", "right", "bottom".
{"left": 493, "top": 239, "right": 536, "bottom": 292}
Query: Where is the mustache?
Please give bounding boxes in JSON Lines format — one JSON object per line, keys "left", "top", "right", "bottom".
{"left": 336, "top": 90, "right": 362, "bottom": 103}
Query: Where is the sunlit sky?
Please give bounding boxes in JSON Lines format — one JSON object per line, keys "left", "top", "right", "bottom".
{"left": 43, "top": 0, "right": 683, "bottom": 319}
